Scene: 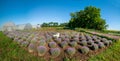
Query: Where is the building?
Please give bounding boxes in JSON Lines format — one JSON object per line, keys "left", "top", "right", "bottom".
{"left": 16, "top": 24, "right": 26, "bottom": 30}
{"left": 2, "top": 22, "right": 40, "bottom": 31}
{"left": 2, "top": 22, "right": 16, "bottom": 31}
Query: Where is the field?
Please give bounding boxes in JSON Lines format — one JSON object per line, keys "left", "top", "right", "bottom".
{"left": 0, "top": 27, "right": 120, "bottom": 61}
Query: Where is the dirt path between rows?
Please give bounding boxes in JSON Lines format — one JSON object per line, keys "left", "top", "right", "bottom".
{"left": 87, "top": 31, "right": 120, "bottom": 40}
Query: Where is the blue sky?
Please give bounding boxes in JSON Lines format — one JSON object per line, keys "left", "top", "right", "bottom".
{"left": 0, "top": 0, "right": 120, "bottom": 30}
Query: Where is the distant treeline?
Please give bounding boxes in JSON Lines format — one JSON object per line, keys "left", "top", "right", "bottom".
{"left": 41, "top": 22, "right": 68, "bottom": 27}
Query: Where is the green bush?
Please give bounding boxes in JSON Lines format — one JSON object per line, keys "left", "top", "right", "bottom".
{"left": 37, "top": 46, "right": 47, "bottom": 56}
{"left": 50, "top": 48, "right": 61, "bottom": 58}
{"left": 98, "top": 42, "right": 105, "bottom": 48}
{"left": 91, "top": 44, "right": 99, "bottom": 50}
{"left": 80, "top": 40, "right": 87, "bottom": 46}
{"left": 69, "top": 41, "right": 77, "bottom": 47}
{"left": 39, "top": 40, "right": 46, "bottom": 46}
{"left": 48, "top": 41, "right": 57, "bottom": 48}
{"left": 66, "top": 47, "right": 76, "bottom": 56}
{"left": 80, "top": 46, "right": 89, "bottom": 54}
{"left": 28, "top": 43, "right": 36, "bottom": 53}
{"left": 60, "top": 41, "right": 68, "bottom": 48}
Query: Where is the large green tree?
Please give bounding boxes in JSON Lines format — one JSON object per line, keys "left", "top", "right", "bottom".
{"left": 68, "top": 6, "right": 108, "bottom": 30}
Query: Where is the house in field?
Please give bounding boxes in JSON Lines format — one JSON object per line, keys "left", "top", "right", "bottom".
{"left": 2, "top": 22, "right": 16, "bottom": 31}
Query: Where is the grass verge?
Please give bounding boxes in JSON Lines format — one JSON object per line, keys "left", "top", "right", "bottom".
{"left": 88, "top": 40, "right": 120, "bottom": 61}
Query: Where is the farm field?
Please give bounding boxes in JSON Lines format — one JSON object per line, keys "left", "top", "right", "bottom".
{"left": 0, "top": 27, "right": 119, "bottom": 61}
{"left": 0, "top": 0, "right": 120, "bottom": 61}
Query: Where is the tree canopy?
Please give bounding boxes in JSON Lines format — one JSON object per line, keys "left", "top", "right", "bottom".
{"left": 41, "top": 22, "right": 68, "bottom": 27}
{"left": 68, "top": 6, "right": 108, "bottom": 30}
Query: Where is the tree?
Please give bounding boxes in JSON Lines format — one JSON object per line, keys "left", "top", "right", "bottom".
{"left": 41, "top": 23, "right": 49, "bottom": 27}
{"left": 59, "top": 23, "right": 68, "bottom": 27}
{"left": 68, "top": 6, "right": 108, "bottom": 30}
{"left": 41, "top": 22, "right": 59, "bottom": 27}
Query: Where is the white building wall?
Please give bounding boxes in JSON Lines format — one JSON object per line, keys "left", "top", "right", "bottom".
{"left": 16, "top": 24, "right": 25, "bottom": 30}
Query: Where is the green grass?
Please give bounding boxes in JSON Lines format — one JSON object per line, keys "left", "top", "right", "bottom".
{"left": 0, "top": 32, "right": 45, "bottom": 61}
{"left": 75, "top": 28, "right": 120, "bottom": 36}
{"left": 88, "top": 40, "right": 120, "bottom": 61}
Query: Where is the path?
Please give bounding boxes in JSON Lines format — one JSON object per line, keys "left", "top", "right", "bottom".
{"left": 87, "top": 31, "right": 120, "bottom": 40}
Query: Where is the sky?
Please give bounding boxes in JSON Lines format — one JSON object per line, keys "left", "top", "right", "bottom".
{"left": 0, "top": 0, "right": 120, "bottom": 30}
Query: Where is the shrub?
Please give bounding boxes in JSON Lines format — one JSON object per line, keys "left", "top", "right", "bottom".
{"left": 90, "top": 44, "right": 99, "bottom": 50}
{"left": 64, "top": 38, "right": 70, "bottom": 42}
{"left": 46, "top": 38, "right": 52, "bottom": 43}
{"left": 60, "top": 41, "right": 68, "bottom": 48}
{"left": 80, "top": 46, "right": 89, "bottom": 54}
{"left": 101, "top": 38, "right": 107, "bottom": 42}
{"left": 13, "top": 37, "right": 19, "bottom": 41}
{"left": 50, "top": 48, "right": 61, "bottom": 58}
{"left": 37, "top": 46, "right": 47, "bottom": 56}
{"left": 21, "top": 41, "right": 29, "bottom": 47}
{"left": 87, "top": 40, "right": 94, "bottom": 45}
{"left": 69, "top": 41, "right": 77, "bottom": 47}
{"left": 30, "top": 38, "right": 37, "bottom": 44}
{"left": 92, "top": 36, "right": 98, "bottom": 40}
{"left": 73, "top": 37, "right": 79, "bottom": 42}
{"left": 94, "top": 40, "right": 101, "bottom": 44}
{"left": 86, "top": 35, "right": 92, "bottom": 40}
{"left": 17, "top": 39, "right": 23, "bottom": 44}
{"left": 61, "top": 35, "right": 65, "bottom": 40}
{"left": 80, "top": 36, "right": 86, "bottom": 40}
{"left": 28, "top": 43, "right": 36, "bottom": 53}
{"left": 66, "top": 47, "right": 76, "bottom": 56}
{"left": 48, "top": 41, "right": 57, "bottom": 48}
{"left": 103, "top": 41, "right": 109, "bottom": 46}
{"left": 98, "top": 42, "right": 105, "bottom": 48}
{"left": 80, "top": 40, "right": 87, "bottom": 46}
{"left": 39, "top": 39, "right": 46, "bottom": 46}
{"left": 54, "top": 38, "right": 62, "bottom": 43}
{"left": 109, "top": 40, "right": 112, "bottom": 45}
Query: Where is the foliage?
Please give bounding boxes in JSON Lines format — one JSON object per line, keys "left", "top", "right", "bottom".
{"left": 69, "top": 41, "right": 77, "bottom": 47}
{"left": 28, "top": 43, "right": 36, "bottom": 53}
{"left": 66, "top": 47, "right": 76, "bottom": 56}
{"left": 68, "top": 6, "right": 108, "bottom": 30}
{"left": 37, "top": 46, "right": 47, "bottom": 56}
{"left": 50, "top": 48, "right": 61, "bottom": 58}
{"left": 39, "top": 39, "right": 46, "bottom": 46}
{"left": 48, "top": 41, "right": 57, "bottom": 48}
{"left": 21, "top": 41, "right": 29, "bottom": 47}
{"left": 41, "top": 22, "right": 59, "bottom": 27}
{"left": 80, "top": 46, "right": 90, "bottom": 54}
{"left": 98, "top": 42, "right": 105, "bottom": 48}
{"left": 41, "top": 22, "right": 68, "bottom": 27}
{"left": 91, "top": 44, "right": 99, "bottom": 50}
{"left": 80, "top": 40, "right": 87, "bottom": 46}
{"left": 60, "top": 41, "right": 68, "bottom": 48}
{"left": 89, "top": 40, "right": 120, "bottom": 61}
{"left": 0, "top": 32, "right": 45, "bottom": 61}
